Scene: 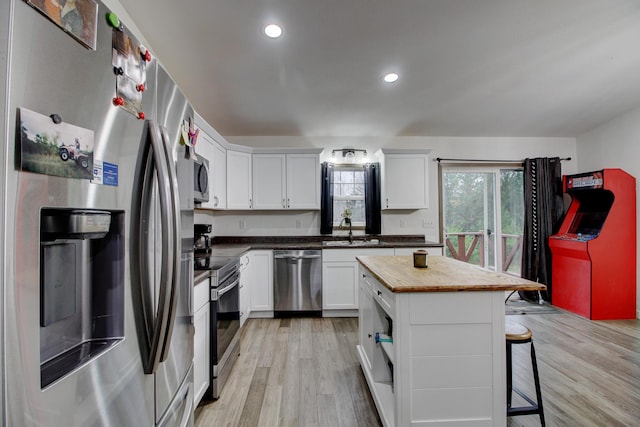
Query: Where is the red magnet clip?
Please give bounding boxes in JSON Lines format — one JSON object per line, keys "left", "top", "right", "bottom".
{"left": 137, "top": 111, "right": 145, "bottom": 120}
{"left": 112, "top": 97, "right": 124, "bottom": 106}
{"left": 136, "top": 84, "right": 145, "bottom": 92}
{"left": 140, "top": 46, "right": 152, "bottom": 62}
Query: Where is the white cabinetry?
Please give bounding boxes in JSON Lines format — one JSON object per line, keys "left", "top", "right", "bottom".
{"left": 248, "top": 250, "right": 274, "bottom": 316}
{"left": 239, "top": 252, "right": 252, "bottom": 327}
{"left": 322, "top": 248, "right": 393, "bottom": 315}
{"left": 252, "top": 151, "right": 321, "bottom": 210}
{"left": 286, "top": 153, "right": 321, "bottom": 209}
{"left": 357, "top": 264, "right": 507, "bottom": 426}
{"left": 379, "top": 148, "right": 430, "bottom": 209}
{"left": 252, "top": 154, "right": 285, "bottom": 209}
{"left": 227, "top": 148, "right": 253, "bottom": 209}
{"left": 197, "top": 130, "right": 227, "bottom": 209}
{"left": 193, "top": 276, "right": 210, "bottom": 406}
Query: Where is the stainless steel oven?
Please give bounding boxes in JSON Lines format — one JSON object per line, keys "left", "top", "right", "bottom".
{"left": 196, "top": 255, "right": 241, "bottom": 399}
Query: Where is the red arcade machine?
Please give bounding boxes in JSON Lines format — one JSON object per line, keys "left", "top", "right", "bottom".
{"left": 549, "top": 169, "right": 636, "bottom": 320}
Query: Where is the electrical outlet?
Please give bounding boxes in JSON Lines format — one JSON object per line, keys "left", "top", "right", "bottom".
{"left": 296, "top": 219, "right": 302, "bottom": 229}
{"left": 239, "top": 220, "right": 247, "bottom": 230}
{"left": 423, "top": 220, "right": 435, "bottom": 228}
{"left": 400, "top": 219, "right": 406, "bottom": 228}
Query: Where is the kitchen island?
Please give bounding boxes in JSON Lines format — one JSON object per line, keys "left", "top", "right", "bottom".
{"left": 356, "top": 255, "right": 545, "bottom": 427}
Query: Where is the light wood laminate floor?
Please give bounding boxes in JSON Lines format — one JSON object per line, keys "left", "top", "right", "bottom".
{"left": 195, "top": 317, "right": 381, "bottom": 427}
{"left": 195, "top": 313, "right": 640, "bottom": 427}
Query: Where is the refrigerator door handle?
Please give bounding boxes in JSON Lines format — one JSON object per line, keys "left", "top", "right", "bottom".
{"left": 158, "top": 125, "right": 182, "bottom": 363}
{"left": 133, "top": 120, "right": 176, "bottom": 374}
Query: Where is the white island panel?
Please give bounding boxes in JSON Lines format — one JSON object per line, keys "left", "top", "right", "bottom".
{"left": 356, "top": 256, "right": 543, "bottom": 427}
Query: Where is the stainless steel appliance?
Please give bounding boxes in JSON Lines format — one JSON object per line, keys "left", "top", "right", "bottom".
{"left": 2, "top": 2, "right": 194, "bottom": 426}
{"left": 196, "top": 256, "right": 241, "bottom": 399}
{"left": 273, "top": 250, "right": 322, "bottom": 316}
{"left": 193, "top": 157, "right": 209, "bottom": 204}
{"left": 194, "top": 223, "right": 212, "bottom": 260}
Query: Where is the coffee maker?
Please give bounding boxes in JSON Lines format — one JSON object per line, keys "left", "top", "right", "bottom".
{"left": 194, "top": 223, "right": 212, "bottom": 269}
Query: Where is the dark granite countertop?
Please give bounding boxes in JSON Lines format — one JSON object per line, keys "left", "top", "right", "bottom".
{"left": 207, "top": 235, "right": 442, "bottom": 258}
{"left": 194, "top": 270, "right": 211, "bottom": 284}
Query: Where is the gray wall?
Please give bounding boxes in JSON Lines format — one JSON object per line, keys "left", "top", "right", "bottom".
{"left": 577, "top": 106, "right": 640, "bottom": 318}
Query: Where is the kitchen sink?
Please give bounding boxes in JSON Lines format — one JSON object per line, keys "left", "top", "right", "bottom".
{"left": 322, "top": 240, "right": 379, "bottom": 247}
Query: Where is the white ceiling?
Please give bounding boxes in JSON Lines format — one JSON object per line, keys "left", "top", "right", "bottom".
{"left": 121, "top": 0, "right": 640, "bottom": 138}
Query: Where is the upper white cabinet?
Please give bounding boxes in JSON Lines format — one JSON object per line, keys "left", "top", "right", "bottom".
{"left": 252, "top": 151, "right": 321, "bottom": 210}
{"left": 196, "top": 130, "right": 227, "bottom": 209}
{"left": 227, "top": 148, "right": 253, "bottom": 210}
{"left": 379, "top": 148, "right": 431, "bottom": 210}
{"left": 252, "top": 154, "right": 286, "bottom": 209}
{"left": 286, "top": 153, "right": 321, "bottom": 209}
{"left": 194, "top": 113, "right": 228, "bottom": 209}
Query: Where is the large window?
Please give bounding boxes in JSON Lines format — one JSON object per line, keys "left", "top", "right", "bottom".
{"left": 332, "top": 167, "right": 365, "bottom": 227}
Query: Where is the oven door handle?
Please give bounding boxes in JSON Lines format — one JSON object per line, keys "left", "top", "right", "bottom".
{"left": 212, "top": 276, "right": 240, "bottom": 301}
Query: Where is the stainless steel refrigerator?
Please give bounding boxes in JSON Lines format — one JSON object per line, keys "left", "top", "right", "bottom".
{"left": 1, "top": 1, "right": 194, "bottom": 426}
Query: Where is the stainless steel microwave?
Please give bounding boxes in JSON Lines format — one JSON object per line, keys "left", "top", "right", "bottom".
{"left": 194, "top": 157, "right": 209, "bottom": 204}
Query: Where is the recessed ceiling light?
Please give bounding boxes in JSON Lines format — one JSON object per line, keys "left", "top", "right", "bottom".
{"left": 383, "top": 73, "right": 399, "bottom": 83}
{"left": 264, "top": 24, "right": 283, "bottom": 38}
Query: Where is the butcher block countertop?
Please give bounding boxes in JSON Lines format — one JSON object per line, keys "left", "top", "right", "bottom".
{"left": 356, "top": 255, "right": 546, "bottom": 293}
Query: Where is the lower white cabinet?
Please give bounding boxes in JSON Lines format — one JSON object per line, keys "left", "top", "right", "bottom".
{"left": 358, "top": 264, "right": 507, "bottom": 426}
{"left": 323, "top": 262, "right": 359, "bottom": 310}
{"left": 193, "top": 276, "right": 210, "bottom": 406}
{"left": 322, "top": 248, "right": 394, "bottom": 315}
{"left": 249, "top": 250, "right": 274, "bottom": 316}
{"left": 239, "top": 252, "right": 252, "bottom": 327}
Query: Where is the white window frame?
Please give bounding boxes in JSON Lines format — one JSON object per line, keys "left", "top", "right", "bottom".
{"left": 332, "top": 165, "right": 366, "bottom": 229}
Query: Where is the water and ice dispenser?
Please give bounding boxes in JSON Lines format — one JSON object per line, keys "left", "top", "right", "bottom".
{"left": 39, "top": 209, "right": 124, "bottom": 388}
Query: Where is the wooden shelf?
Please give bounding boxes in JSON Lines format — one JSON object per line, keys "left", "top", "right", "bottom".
{"left": 357, "top": 346, "right": 395, "bottom": 427}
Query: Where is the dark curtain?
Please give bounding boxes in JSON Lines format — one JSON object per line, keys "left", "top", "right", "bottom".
{"left": 364, "top": 162, "right": 382, "bottom": 235}
{"left": 520, "top": 157, "right": 564, "bottom": 302}
{"left": 320, "top": 162, "right": 334, "bottom": 234}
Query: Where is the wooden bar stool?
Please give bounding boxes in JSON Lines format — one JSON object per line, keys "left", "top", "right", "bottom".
{"left": 505, "top": 321, "right": 545, "bottom": 426}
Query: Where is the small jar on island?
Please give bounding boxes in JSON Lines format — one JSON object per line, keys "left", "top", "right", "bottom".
{"left": 413, "top": 249, "right": 428, "bottom": 268}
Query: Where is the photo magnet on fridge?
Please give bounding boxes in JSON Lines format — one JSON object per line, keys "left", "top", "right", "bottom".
{"left": 25, "top": 0, "right": 99, "bottom": 50}
{"left": 19, "top": 107, "right": 94, "bottom": 180}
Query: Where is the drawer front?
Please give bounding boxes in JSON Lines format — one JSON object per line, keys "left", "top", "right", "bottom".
{"left": 360, "top": 268, "right": 395, "bottom": 317}
{"left": 372, "top": 281, "right": 395, "bottom": 318}
{"left": 194, "top": 277, "right": 210, "bottom": 311}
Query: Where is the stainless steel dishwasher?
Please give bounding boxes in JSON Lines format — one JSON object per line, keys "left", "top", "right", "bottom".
{"left": 273, "top": 250, "right": 322, "bottom": 316}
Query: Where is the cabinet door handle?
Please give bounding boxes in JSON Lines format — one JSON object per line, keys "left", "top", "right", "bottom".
{"left": 249, "top": 198, "right": 252, "bottom": 209}
{"left": 214, "top": 195, "right": 219, "bottom": 207}
{"left": 377, "top": 290, "right": 382, "bottom": 296}
{"left": 287, "top": 198, "right": 290, "bottom": 208}
{"left": 386, "top": 198, "right": 389, "bottom": 208}
{"left": 368, "top": 333, "right": 372, "bottom": 339}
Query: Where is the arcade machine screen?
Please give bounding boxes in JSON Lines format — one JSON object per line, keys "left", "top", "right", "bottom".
{"left": 566, "top": 191, "right": 614, "bottom": 240}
